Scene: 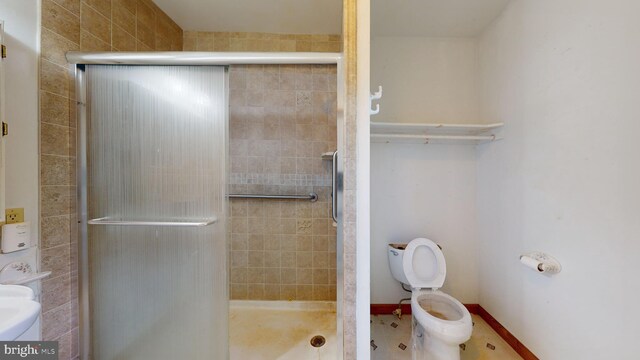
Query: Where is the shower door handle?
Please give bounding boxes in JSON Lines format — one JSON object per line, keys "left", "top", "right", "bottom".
{"left": 87, "top": 217, "right": 218, "bottom": 227}
{"left": 332, "top": 150, "right": 338, "bottom": 223}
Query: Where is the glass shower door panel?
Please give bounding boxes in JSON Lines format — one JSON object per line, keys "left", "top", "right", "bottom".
{"left": 86, "top": 65, "right": 227, "bottom": 360}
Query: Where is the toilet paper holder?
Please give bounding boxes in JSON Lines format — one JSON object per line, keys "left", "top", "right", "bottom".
{"left": 519, "top": 252, "right": 562, "bottom": 275}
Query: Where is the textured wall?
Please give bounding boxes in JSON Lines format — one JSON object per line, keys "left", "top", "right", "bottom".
{"left": 183, "top": 31, "right": 341, "bottom": 52}
{"left": 477, "top": 0, "right": 640, "bottom": 358}
{"left": 371, "top": 37, "right": 481, "bottom": 124}
{"left": 369, "top": 37, "right": 481, "bottom": 305}
{"left": 0, "top": 0, "right": 40, "bottom": 246}
{"left": 184, "top": 31, "right": 341, "bottom": 302}
{"left": 227, "top": 64, "right": 338, "bottom": 301}
{"left": 0, "top": 0, "right": 40, "bottom": 293}
{"left": 39, "top": 1, "right": 182, "bottom": 359}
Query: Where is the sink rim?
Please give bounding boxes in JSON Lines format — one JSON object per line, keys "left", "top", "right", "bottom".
{"left": 0, "top": 299, "right": 41, "bottom": 341}
{"left": 0, "top": 285, "right": 40, "bottom": 341}
{"left": 0, "top": 284, "right": 36, "bottom": 300}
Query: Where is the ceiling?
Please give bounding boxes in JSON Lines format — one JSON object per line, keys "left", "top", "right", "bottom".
{"left": 153, "top": 0, "right": 511, "bottom": 37}
{"left": 372, "top": 0, "right": 512, "bottom": 37}
{"left": 152, "top": 0, "right": 343, "bottom": 34}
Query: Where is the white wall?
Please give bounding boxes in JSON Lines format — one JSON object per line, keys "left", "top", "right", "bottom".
{"left": 371, "top": 37, "right": 481, "bottom": 124}
{"left": 356, "top": 0, "right": 371, "bottom": 358}
{"left": 0, "top": 0, "right": 40, "bottom": 268}
{"left": 370, "top": 144, "right": 479, "bottom": 304}
{"left": 370, "top": 37, "right": 480, "bottom": 304}
{"left": 477, "top": 0, "right": 640, "bottom": 358}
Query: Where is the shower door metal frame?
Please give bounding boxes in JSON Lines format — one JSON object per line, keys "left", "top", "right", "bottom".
{"left": 70, "top": 52, "right": 345, "bottom": 360}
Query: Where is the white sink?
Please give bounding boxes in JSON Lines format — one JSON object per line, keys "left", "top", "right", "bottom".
{"left": 0, "top": 285, "right": 41, "bottom": 340}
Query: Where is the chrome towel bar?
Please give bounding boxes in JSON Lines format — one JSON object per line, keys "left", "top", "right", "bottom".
{"left": 229, "top": 193, "right": 318, "bottom": 202}
{"left": 87, "top": 217, "right": 218, "bottom": 227}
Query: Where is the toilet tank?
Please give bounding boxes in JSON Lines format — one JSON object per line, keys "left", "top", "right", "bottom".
{"left": 388, "top": 244, "right": 410, "bottom": 285}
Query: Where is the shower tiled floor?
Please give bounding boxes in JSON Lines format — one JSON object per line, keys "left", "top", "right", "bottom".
{"left": 230, "top": 301, "right": 336, "bottom": 360}
{"left": 370, "top": 313, "right": 523, "bottom": 360}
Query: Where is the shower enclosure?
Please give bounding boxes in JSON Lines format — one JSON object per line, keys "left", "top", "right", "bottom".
{"left": 72, "top": 53, "right": 344, "bottom": 360}
{"left": 78, "top": 65, "right": 228, "bottom": 359}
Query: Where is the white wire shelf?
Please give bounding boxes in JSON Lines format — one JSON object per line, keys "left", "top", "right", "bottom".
{"left": 370, "top": 122, "right": 504, "bottom": 145}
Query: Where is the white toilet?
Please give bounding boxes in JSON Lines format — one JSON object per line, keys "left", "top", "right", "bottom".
{"left": 387, "top": 238, "right": 472, "bottom": 360}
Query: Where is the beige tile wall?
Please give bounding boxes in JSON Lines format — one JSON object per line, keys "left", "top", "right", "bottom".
{"left": 183, "top": 31, "right": 342, "bottom": 52}
{"left": 184, "top": 30, "right": 342, "bottom": 302}
{"left": 39, "top": 1, "right": 182, "bottom": 359}
{"left": 228, "top": 64, "right": 338, "bottom": 301}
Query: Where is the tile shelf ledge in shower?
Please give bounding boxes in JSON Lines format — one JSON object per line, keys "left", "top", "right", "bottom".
{"left": 371, "top": 122, "right": 504, "bottom": 145}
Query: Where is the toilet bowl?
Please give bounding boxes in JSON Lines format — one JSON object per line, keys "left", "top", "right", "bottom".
{"left": 388, "top": 238, "right": 472, "bottom": 360}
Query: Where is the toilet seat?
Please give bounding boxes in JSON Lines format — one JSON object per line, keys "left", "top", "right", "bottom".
{"left": 411, "top": 290, "right": 472, "bottom": 344}
{"left": 402, "top": 238, "right": 446, "bottom": 289}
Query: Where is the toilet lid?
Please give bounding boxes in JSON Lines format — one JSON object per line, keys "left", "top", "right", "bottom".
{"left": 402, "top": 238, "right": 446, "bottom": 289}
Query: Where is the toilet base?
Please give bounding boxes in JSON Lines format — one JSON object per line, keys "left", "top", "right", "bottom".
{"left": 412, "top": 317, "right": 461, "bottom": 360}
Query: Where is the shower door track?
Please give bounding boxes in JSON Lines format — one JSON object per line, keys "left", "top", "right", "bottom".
{"left": 70, "top": 51, "right": 345, "bottom": 360}
{"left": 67, "top": 51, "right": 341, "bottom": 65}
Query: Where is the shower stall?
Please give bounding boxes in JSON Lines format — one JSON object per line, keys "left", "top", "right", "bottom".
{"left": 71, "top": 52, "right": 344, "bottom": 360}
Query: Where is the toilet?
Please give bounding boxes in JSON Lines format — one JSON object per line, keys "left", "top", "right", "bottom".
{"left": 387, "top": 238, "right": 472, "bottom": 360}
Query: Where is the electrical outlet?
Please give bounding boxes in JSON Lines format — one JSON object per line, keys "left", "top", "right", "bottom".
{"left": 5, "top": 208, "right": 24, "bottom": 224}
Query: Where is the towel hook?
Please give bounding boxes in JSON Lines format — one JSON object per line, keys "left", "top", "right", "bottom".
{"left": 370, "top": 103, "right": 380, "bottom": 115}
{"left": 370, "top": 85, "right": 382, "bottom": 115}
{"left": 370, "top": 86, "right": 382, "bottom": 100}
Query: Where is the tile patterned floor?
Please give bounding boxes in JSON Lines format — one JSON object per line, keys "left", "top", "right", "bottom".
{"left": 230, "top": 301, "right": 337, "bottom": 360}
{"left": 229, "top": 301, "right": 522, "bottom": 359}
{"left": 370, "top": 313, "right": 523, "bottom": 360}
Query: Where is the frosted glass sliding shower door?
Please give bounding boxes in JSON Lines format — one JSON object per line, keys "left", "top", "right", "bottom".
{"left": 82, "top": 66, "right": 228, "bottom": 360}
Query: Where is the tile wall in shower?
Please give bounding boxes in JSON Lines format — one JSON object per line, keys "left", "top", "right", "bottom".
{"left": 39, "top": 1, "right": 183, "bottom": 358}
{"left": 228, "top": 64, "right": 337, "bottom": 301}
{"left": 183, "top": 31, "right": 341, "bottom": 52}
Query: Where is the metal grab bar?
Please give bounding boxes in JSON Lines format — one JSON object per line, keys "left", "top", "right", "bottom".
{"left": 332, "top": 151, "right": 338, "bottom": 222}
{"left": 87, "top": 217, "right": 218, "bottom": 227}
{"left": 229, "top": 193, "right": 318, "bottom": 202}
